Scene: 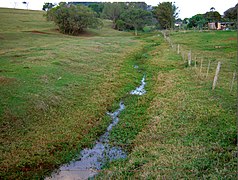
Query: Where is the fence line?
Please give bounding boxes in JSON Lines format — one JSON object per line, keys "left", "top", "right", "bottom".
{"left": 161, "top": 30, "right": 237, "bottom": 93}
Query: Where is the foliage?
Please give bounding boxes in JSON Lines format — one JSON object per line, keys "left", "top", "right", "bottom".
{"left": 88, "top": 3, "right": 104, "bottom": 17}
{"left": 101, "top": 2, "right": 125, "bottom": 29}
{"left": 204, "top": 11, "right": 221, "bottom": 22}
{"left": 187, "top": 14, "right": 207, "bottom": 29}
{"left": 224, "top": 3, "right": 238, "bottom": 20}
{"left": 119, "top": 6, "right": 152, "bottom": 35}
{"left": 210, "top": 7, "right": 215, "bottom": 12}
{"left": 46, "top": 4, "right": 102, "bottom": 35}
{"left": 0, "top": 8, "right": 142, "bottom": 178}
{"left": 101, "top": 2, "right": 153, "bottom": 34}
{"left": 126, "top": 2, "right": 148, "bottom": 10}
{"left": 187, "top": 11, "right": 221, "bottom": 29}
{"left": 153, "top": 2, "right": 178, "bottom": 29}
{"left": 42, "top": 2, "right": 55, "bottom": 11}
{"left": 22, "top": 1, "right": 29, "bottom": 9}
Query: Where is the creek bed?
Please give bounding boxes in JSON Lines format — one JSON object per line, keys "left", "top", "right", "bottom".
{"left": 46, "top": 74, "right": 146, "bottom": 180}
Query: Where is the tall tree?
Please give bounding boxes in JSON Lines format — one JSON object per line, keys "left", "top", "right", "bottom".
{"left": 224, "top": 3, "right": 238, "bottom": 20}
{"left": 153, "top": 2, "right": 178, "bottom": 29}
{"left": 187, "top": 14, "right": 207, "bottom": 29}
{"left": 101, "top": 2, "right": 125, "bottom": 29}
{"left": 210, "top": 7, "right": 215, "bottom": 12}
{"left": 120, "top": 6, "right": 152, "bottom": 35}
{"left": 42, "top": 2, "right": 55, "bottom": 11}
{"left": 22, "top": 1, "right": 29, "bottom": 10}
{"left": 204, "top": 11, "right": 221, "bottom": 22}
{"left": 88, "top": 3, "right": 104, "bottom": 17}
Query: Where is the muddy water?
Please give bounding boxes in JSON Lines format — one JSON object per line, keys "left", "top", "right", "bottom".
{"left": 46, "top": 76, "right": 146, "bottom": 180}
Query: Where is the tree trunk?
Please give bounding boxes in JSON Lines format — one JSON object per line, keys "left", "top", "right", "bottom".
{"left": 112, "top": 18, "right": 116, "bottom": 29}
{"left": 135, "top": 27, "right": 138, "bottom": 36}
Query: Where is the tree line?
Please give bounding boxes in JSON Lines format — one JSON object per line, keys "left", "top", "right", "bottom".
{"left": 44, "top": 2, "right": 237, "bottom": 35}
{"left": 44, "top": 2, "right": 178, "bottom": 35}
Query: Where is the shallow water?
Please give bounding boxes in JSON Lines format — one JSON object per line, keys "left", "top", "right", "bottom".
{"left": 46, "top": 76, "right": 146, "bottom": 180}
{"left": 130, "top": 75, "right": 146, "bottom": 95}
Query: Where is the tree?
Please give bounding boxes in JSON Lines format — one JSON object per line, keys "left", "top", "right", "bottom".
{"left": 47, "top": 4, "right": 103, "bottom": 35}
{"left": 126, "top": 2, "right": 148, "bottom": 10}
{"left": 119, "top": 6, "right": 152, "bottom": 35}
{"left": 88, "top": 3, "right": 104, "bottom": 17}
{"left": 204, "top": 11, "right": 221, "bottom": 22}
{"left": 210, "top": 7, "right": 215, "bottom": 12}
{"left": 153, "top": 2, "right": 178, "bottom": 29}
{"left": 187, "top": 14, "right": 207, "bottom": 29}
{"left": 22, "top": 1, "right": 29, "bottom": 10}
{"left": 13, "top": 2, "right": 17, "bottom": 9}
{"left": 224, "top": 3, "right": 238, "bottom": 20}
{"left": 101, "top": 2, "right": 125, "bottom": 29}
{"left": 42, "top": 2, "right": 55, "bottom": 11}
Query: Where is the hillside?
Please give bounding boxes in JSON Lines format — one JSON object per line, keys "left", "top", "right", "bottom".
{"left": 0, "top": 8, "right": 143, "bottom": 178}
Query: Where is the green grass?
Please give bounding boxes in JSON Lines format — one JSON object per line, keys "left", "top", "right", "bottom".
{"left": 97, "top": 31, "right": 237, "bottom": 178}
{"left": 0, "top": 8, "right": 237, "bottom": 179}
{"left": 0, "top": 8, "right": 144, "bottom": 179}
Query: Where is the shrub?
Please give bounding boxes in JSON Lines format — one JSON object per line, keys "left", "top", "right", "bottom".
{"left": 46, "top": 4, "right": 103, "bottom": 35}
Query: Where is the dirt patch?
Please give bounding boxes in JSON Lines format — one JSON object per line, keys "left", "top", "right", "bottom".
{"left": 24, "top": 30, "right": 51, "bottom": 35}
{"left": 0, "top": 76, "right": 16, "bottom": 84}
{"left": 76, "top": 31, "right": 98, "bottom": 37}
{"left": 226, "top": 37, "right": 237, "bottom": 41}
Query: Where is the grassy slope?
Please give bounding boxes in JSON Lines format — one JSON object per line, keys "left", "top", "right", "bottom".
{"left": 0, "top": 8, "right": 144, "bottom": 178}
{"left": 98, "top": 31, "right": 237, "bottom": 178}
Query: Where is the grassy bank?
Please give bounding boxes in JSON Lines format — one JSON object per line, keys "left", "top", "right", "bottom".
{"left": 98, "top": 31, "right": 237, "bottom": 178}
{"left": 0, "top": 8, "right": 144, "bottom": 178}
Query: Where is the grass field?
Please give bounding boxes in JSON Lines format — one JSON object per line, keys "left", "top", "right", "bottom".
{"left": 0, "top": 8, "right": 144, "bottom": 178}
{"left": 97, "top": 32, "right": 237, "bottom": 178}
{"left": 0, "top": 8, "right": 237, "bottom": 179}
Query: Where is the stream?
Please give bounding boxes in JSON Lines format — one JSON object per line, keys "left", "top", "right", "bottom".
{"left": 46, "top": 74, "right": 146, "bottom": 180}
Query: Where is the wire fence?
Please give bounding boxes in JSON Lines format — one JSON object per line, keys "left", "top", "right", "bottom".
{"left": 161, "top": 30, "right": 237, "bottom": 94}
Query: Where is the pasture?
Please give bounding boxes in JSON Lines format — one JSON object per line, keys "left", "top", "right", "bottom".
{"left": 0, "top": 8, "right": 143, "bottom": 178}
{"left": 0, "top": 8, "right": 237, "bottom": 179}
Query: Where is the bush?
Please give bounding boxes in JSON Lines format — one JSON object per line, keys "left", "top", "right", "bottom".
{"left": 46, "top": 4, "right": 103, "bottom": 35}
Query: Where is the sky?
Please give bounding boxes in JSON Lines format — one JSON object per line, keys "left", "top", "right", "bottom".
{"left": 0, "top": 0, "right": 237, "bottom": 19}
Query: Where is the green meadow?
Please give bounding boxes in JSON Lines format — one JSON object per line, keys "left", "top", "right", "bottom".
{"left": 98, "top": 30, "right": 237, "bottom": 179}
{"left": 0, "top": 8, "right": 237, "bottom": 179}
{"left": 0, "top": 8, "right": 143, "bottom": 178}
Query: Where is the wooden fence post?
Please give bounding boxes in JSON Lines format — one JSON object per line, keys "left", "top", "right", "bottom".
{"left": 177, "top": 44, "right": 180, "bottom": 54}
{"left": 206, "top": 60, "right": 211, "bottom": 78}
{"left": 212, "top": 62, "right": 221, "bottom": 90}
{"left": 200, "top": 59, "right": 203, "bottom": 73}
{"left": 188, "top": 51, "right": 191, "bottom": 66}
{"left": 230, "top": 71, "right": 236, "bottom": 92}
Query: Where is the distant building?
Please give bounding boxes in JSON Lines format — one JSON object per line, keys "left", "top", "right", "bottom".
{"left": 208, "top": 22, "right": 217, "bottom": 30}
{"left": 208, "top": 22, "right": 235, "bottom": 30}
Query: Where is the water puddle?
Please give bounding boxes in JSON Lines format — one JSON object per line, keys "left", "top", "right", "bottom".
{"left": 46, "top": 76, "right": 146, "bottom": 180}
{"left": 130, "top": 75, "right": 146, "bottom": 95}
{"left": 134, "top": 65, "right": 139, "bottom": 69}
